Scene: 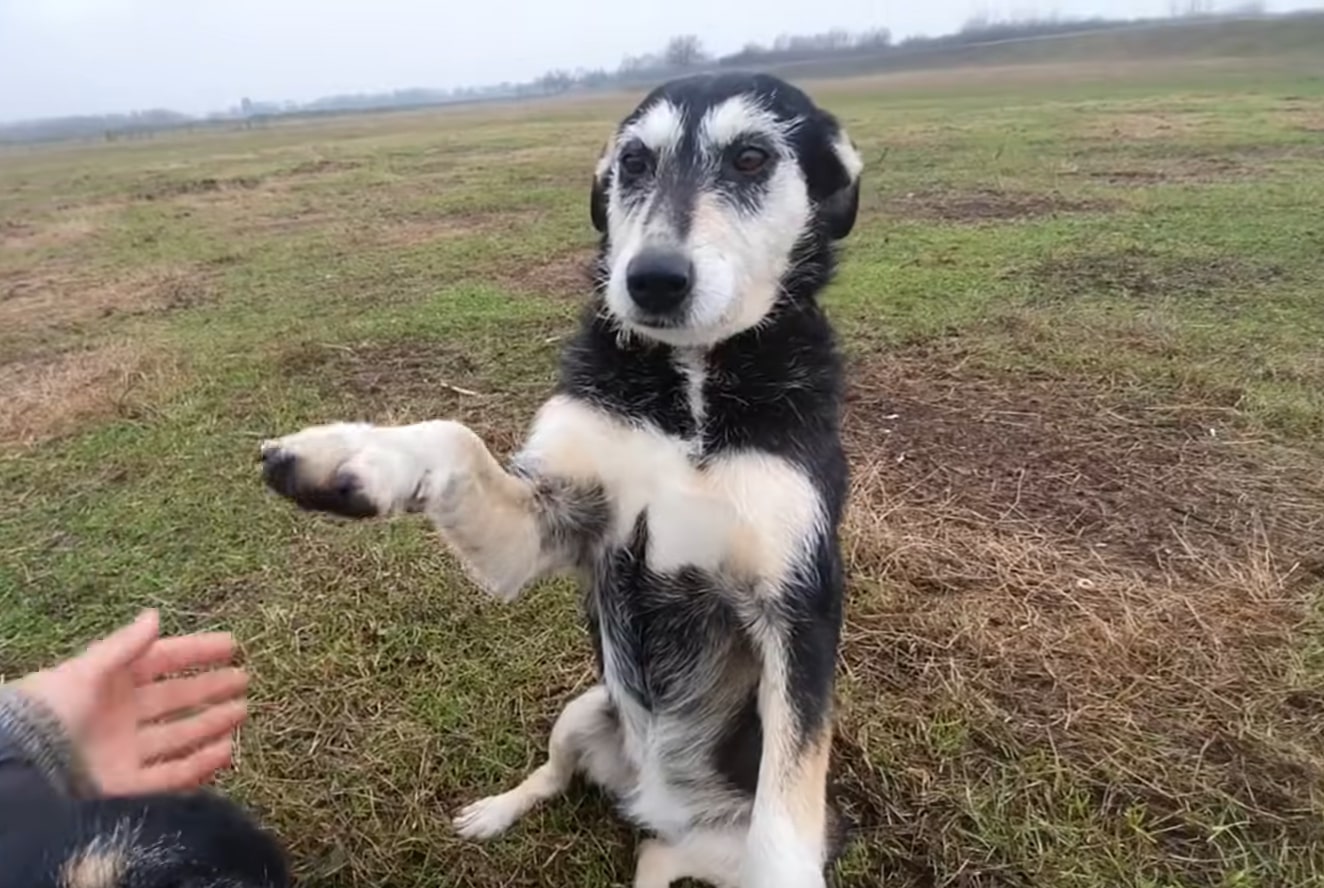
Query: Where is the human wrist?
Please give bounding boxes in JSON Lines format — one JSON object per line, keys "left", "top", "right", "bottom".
{"left": 0, "top": 682, "right": 95, "bottom": 797}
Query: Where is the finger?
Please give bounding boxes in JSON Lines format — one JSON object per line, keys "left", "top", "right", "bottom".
{"left": 137, "top": 668, "right": 249, "bottom": 723}
{"left": 136, "top": 736, "right": 235, "bottom": 793}
{"left": 81, "top": 610, "right": 160, "bottom": 673}
{"left": 139, "top": 700, "right": 248, "bottom": 763}
{"left": 132, "top": 633, "right": 237, "bottom": 683}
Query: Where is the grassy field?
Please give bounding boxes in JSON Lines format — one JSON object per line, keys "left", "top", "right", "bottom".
{"left": 3, "top": 53, "right": 1324, "bottom": 888}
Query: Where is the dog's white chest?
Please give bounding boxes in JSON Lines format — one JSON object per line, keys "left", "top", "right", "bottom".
{"left": 526, "top": 396, "right": 823, "bottom": 582}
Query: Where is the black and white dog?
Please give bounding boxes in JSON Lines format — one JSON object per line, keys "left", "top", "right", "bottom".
{"left": 260, "top": 72, "right": 862, "bottom": 888}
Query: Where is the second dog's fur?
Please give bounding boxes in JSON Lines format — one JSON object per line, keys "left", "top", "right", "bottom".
{"left": 261, "top": 72, "right": 862, "bottom": 888}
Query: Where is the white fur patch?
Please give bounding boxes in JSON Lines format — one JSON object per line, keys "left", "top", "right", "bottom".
{"left": 524, "top": 396, "right": 821, "bottom": 581}
{"left": 698, "top": 94, "right": 791, "bottom": 150}
{"left": 674, "top": 349, "right": 707, "bottom": 436}
{"left": 622, "top": 99, "right": 684, "bottom": 156}
{"left": 832, "top": 130, "right": 863, "bottom": 182}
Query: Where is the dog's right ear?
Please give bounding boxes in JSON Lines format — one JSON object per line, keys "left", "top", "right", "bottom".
{"left": 590, "top": 144, "right": 612, "bottom": 233}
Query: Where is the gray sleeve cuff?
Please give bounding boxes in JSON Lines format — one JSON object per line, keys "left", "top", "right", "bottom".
{"left": 0, "top": 684, "right": 95, "bottom": 798}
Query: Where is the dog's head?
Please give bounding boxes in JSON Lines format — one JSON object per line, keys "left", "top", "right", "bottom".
{"left": 590, "top": 72, "right": 862, "bottom": 347}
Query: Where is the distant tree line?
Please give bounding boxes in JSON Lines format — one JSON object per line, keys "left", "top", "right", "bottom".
{"left": 0, "top": 5, "right": 1295, "bottom": 145}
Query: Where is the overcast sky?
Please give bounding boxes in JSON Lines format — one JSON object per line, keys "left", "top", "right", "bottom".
{"left": 0, "top": 0, "right": 1317, "bottom": 121}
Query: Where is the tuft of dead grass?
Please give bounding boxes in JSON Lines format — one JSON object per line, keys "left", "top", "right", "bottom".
{"left": 0, "top": 342, "right": 178, "bottom": 448}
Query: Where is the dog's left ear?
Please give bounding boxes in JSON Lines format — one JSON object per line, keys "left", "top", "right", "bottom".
{"left": 804, "top": 112, "right": 862, "bottom": 241}
{"left": 590, "top": 143, "right": 612, "bottom": 233}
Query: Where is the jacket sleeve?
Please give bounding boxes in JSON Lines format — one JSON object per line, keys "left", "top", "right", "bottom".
{"left": 0, "top": 686, "right": 88, "bottom": 833}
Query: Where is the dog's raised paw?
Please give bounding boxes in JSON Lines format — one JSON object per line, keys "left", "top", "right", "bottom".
{"left": 452, "top": 794, "right": 523, "bottom": 841}
{"left": 258, "top": 423, "right": 404, "bottom": 519}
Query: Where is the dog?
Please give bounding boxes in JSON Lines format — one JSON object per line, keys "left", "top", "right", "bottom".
{"left": 0, "top": 792, "right": 290, "bottom": 888}
{"left": 259, "top": 71, "right": 862, "bottom": 888}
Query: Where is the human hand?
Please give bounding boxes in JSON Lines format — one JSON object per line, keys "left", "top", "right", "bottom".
{"left": 15, "top": 609, "right": 249, "bottom": 796}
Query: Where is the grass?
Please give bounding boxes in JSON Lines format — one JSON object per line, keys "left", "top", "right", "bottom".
{"left": 3, "top": 54, "right": 1324, "bottom": 887}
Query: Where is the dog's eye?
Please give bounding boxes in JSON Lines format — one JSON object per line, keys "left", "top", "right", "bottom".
{"left": 620, "top": 149, "right": 651, "bottom": 177}
{"left": 733, "top": 147, "right": 769, "bottom": 174}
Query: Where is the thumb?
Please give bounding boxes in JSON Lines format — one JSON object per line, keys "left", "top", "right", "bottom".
{"left": 80, "top": 609, "right": 161, "bottom": 673}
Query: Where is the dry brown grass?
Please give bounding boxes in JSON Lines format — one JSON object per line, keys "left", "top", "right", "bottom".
{"left": 0, "top": 264, "right": 216, "bottom": 340}
{"left": 0, "top": 342, "right": 179, "bottom": 448}
{"left": 831, "top": 346, "right": 1324, "bottom": 883}
{"left": 880, "top": 189, "right": 1112, "bottom": 224}
{"left": 0, "top": 211, "right": 104, "bottom": 253}
{"left": 1078, "top": 111, "right": 1212, "bottom": 141}
{"left": 491, "top": 245, "right": 598, "bottom": 299}
{"left": 1024, "top": 248, "right": 1287, "bottom": 302}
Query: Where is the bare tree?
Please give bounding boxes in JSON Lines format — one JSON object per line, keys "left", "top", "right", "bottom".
{"left": 664, "top": 34, "right": 707, "bottom": 69}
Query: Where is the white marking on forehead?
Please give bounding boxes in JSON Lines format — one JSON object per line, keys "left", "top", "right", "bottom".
{"left": 699, "top": 95, "right": 793, "bottom": 148}
{"left": 622, "top": 99, "right": 684, "bottom": 154}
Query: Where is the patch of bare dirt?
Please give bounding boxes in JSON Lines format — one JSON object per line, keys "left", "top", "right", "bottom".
{"left": 0, "top": 264, "right": 216, "bottom": 336}
{"left": 0, "top": 342, "right": 177, "bottom": 447}
{"left": 1078, "top": 157, "right": 1253, "bottom": 185}
{"left": 492, "top": 245, "right": 598, "bottom": 298}
{"left": 883, "top": 188, "right": 1111, "bottom": 223}
{"left": 843, "top": 346, "right": 1322, "bottom": 576}
{"left": 1024, "top": 247, "right": 1286, "bottom": 301}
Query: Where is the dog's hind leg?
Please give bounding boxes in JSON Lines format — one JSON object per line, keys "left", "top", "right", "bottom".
{"left": 453, "top": 685, "right": 631, "bottom": 840}
{"left": 633, "top": 829, "right": 745, "bottom": 888}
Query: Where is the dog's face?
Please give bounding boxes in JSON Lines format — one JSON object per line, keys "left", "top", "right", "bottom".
{"left": 591, "top": 73, "right": 862, "bottom": 347}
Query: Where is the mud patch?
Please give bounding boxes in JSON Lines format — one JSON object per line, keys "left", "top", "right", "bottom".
{"left": 0, "top": 342, "right": 178, "bottom": 448}
{"left": 882, "top": 188, "right": 1110, "bottom": 223}
{"left": 1025, "top": 248, "right": 1285, "bottom": 301}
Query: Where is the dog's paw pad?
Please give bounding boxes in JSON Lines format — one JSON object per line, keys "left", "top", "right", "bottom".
{"left": 258, "top": 424, "right": 387, "bottom": 518}
{"left": 453, "top": 795, "right": 520, "bottom": 840}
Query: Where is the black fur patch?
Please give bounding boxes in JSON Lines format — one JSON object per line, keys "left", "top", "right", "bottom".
{"left": 0, "top": 791, "right": 289, "bottom": 888}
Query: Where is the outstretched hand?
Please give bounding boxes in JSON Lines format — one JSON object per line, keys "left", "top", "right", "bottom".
{"left": 16, "top": 609, "right": 249, "bottom": 796}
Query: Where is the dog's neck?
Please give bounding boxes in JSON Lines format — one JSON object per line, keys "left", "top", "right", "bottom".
{"left": 558, "top": 289, "right": 843, "bottom": 464}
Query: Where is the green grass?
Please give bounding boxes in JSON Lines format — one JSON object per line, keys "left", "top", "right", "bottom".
{"left": 3, "top": 55, "right": 1324, "bottom": 887}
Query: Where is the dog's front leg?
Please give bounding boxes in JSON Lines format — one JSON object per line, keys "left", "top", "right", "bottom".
{"left": 740, "top": 578, "right": 839, "bottom": 888}
{"left": 260, "top": 420, "right": 595, "bottom": 600}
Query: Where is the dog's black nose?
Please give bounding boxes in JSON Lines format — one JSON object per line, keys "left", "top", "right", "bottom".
{"left": 626, "top": 249, "right": 693, "bottom": 315}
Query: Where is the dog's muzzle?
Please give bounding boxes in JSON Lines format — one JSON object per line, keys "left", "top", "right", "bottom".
{"left": 626, "top": 247, "right": 693, "bottom": 320}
